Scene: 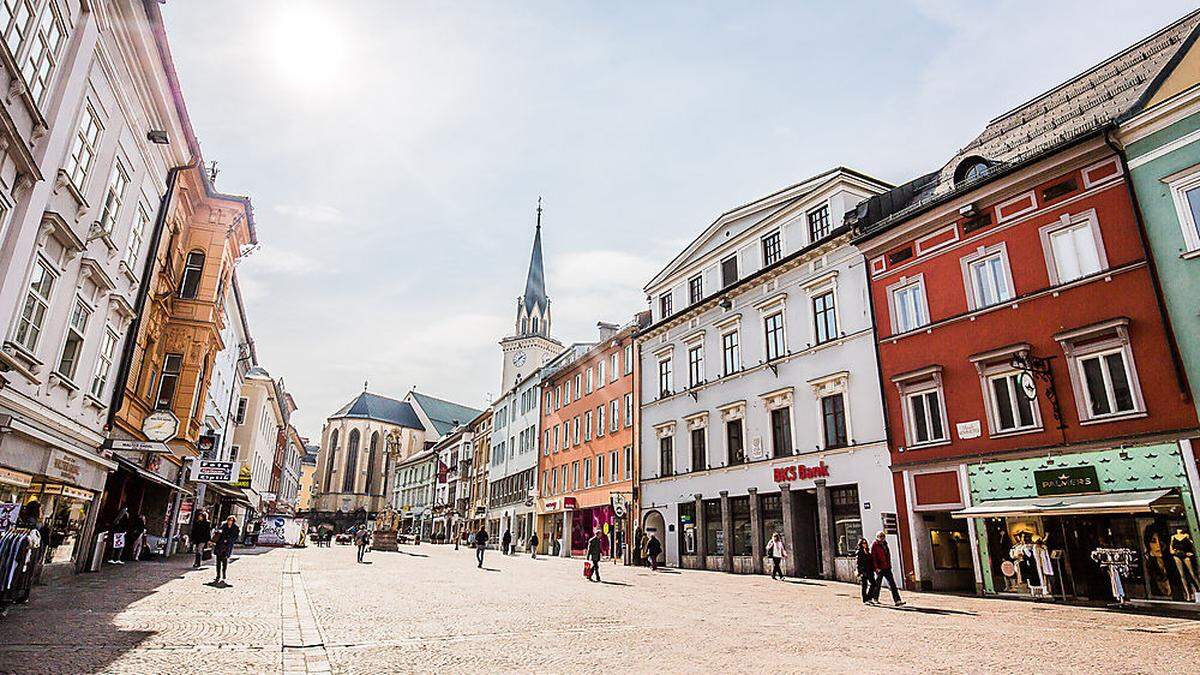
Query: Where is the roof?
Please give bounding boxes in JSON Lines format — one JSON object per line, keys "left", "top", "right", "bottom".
{"left": 407, "top": 391, "right": 484, "bottom": 437}
{"left": 522, "top": 206, "right": 548, "bottom": 317}
{"left": 331, "top": 391, "right": 424, "bottom": 429}
{"left": 853, "top": 9, "right": 1200, "bottom": 234}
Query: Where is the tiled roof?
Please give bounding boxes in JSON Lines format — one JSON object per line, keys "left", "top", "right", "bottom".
{"left": 331, "top": 392, "right": 424, "bottom": 429}
{"left": 854, "top": 9, "right": 1200, "bottom": 234}
{"left": 407, "top": 391, "right": 483, "bottom": 437}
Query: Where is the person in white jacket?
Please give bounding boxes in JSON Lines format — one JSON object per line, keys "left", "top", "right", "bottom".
{"left": 766, "top": 532, "right": 788, "bottom": 580}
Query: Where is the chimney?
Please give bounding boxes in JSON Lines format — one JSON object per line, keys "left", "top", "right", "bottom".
{"left": 597, "top": 321, "right": 619, "bottom": 341}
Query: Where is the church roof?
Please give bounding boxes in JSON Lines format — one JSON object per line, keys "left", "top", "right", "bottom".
{"left": 521, "top": 207, "right": 548, "bottom": 316}
{"left": 407, "top": 391, "right": 484, "bottom": 437}
{"left": 331, "top": 391, "right": 424, "bottom": 429}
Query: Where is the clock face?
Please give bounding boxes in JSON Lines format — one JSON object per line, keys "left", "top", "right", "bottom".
{"left": 142, "top": 410, "right": 180, "bottom": 442}
{"left": 512, "top": 352, "right": 527, "bottom": 367}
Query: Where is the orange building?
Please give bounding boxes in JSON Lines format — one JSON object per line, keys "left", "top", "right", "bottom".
{"left": 538, "top": 320, "right": 639, "bottom": 558}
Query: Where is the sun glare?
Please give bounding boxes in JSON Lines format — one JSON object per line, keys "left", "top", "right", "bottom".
{"left": 268, "top": 7, "right": 344, "bottom": 86}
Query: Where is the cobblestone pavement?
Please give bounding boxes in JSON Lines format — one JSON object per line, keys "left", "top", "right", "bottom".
{"left": 2, "top": 544, "right": 1200, "bottom": 673}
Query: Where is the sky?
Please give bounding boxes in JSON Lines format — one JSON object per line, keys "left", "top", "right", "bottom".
{"left": 161, "top": 0, "right": 1199, "bottom": 440}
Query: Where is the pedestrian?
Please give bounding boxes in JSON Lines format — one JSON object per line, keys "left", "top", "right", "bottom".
{"left": 856, "top": 538, "right": 875, "bottom": 604}
{"left": 868, "top": 531, "right": 904, "bottom": 606}
{"left": 355, "top": 527, "right": 371, "bottom": 563}
{"left": 128, "top": 511, "right": 146, "bottom": 561}
{"left": 766, "top": 532, "right": 787, "bottom": 580}
{"left": 212, "top": 516, "right": 240, "bottom": 585}
{"left": 190, "top": 511, "right": 212, "bottom": 568}
{"left": 586, "top": 531, "right": 603, "bottom": 582}
{"left": 501, "top": 529, "right": 512, "bottom": 556}
{"left": 529, "top": 532, "right": 539, "bottom": 559}
{"left": 645, "top": 533, "right": 662, "bottom": 571}
{"left": 109, "top": 508, "right": 129, "bottom": 564}
{"left": 475, "top": 526, "right": 489, "bottom": 568}
{"left": 634, "top": 528, "right": 646, "bottom": 567}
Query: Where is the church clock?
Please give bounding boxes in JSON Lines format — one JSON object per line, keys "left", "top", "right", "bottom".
{"left": 512, "top": 352, "right": 527, "bottom": 367}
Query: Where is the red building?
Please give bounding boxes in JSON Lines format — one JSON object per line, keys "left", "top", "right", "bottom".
{"left": 850, "top": 15, "right": 1200, "bottom": 605}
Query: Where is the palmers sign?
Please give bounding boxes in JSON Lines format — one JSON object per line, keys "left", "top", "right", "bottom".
{"left": 772, "top": 462, "right": 830, "bottom": 483}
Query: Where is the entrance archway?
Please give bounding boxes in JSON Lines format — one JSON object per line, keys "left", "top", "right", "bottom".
{"left": 643, "top": 510, "right": 666, "bottom": 565}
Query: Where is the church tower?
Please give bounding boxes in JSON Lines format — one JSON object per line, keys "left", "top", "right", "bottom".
{"left": 500, "top": 200, "right": 563, "bottom": 392}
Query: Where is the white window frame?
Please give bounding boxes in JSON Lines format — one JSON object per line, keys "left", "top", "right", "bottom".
{"left": 688, "top": 274, "right": 703, "bottom": 304}
{"left": 596, "top": 405, "right": 605, "bottom": 437}
{"left": 623, "top": 392, "right": 633, "bottom": 427}
{"left": 64, "top": 102, "right": 102, "bottom": 191}
{"left": 88, "top": 326, "right": 117, "bottom": 399}
{"left": 764, "top": 310, "right": 786, "bottom": 360}
{"left": 686, "top": 342, "right": 704, "bottom": 387}
{"left": 659, "top": 291, "right": 673, "bottom": 318}
{"left": 960, "top": 243, "right": 1015, "bottom": 311}
{"left": 18, "top": 0, "right": 65, "bottom": 105}
{"left": 657, "top": 356, "right": 673, "bottom": 397}
{"left": 609, "top": 399, "right": 619, "bottom": 433}
{"left": 761, "top": 229, "right": 782, "bottom": 267}
{"left": 1165, "top": 165, "right": 1200, "bottom": 255}
{"left": 54, "top": 295, "right": 92, "bottom": 383}
{"left": 610, "top": 353, "right": 619, "bottom": 382}
{"left": 1039, "top": 209, "right": 1109, "bottom": 286}
{"left": 123, "top": 204, "right": 149, "bottom": 272}
{"left": 721, "top": 254, "right": 739, "bottom": 288}
{"left": 893, "top": 367, "right": 950, "bottom": 448}
{"left": 1057, "top": 319, "right": 1145, "bottom": 424}
{"left": 97, "top": 158, "right": 130, "bottom": 237}
{"left": 597, "top": 359, "right": 606, "bottom": 387}
{"left": 886, "top": 274, "right": 929, "bottom": 335}
{"left": 12, "top": 255, "right": 57, "bottom": 354}
{"left": 721, "top": 329, "right": 740, "bottom": 376}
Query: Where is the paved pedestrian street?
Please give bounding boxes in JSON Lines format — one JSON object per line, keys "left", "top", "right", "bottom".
{"left": 2, "top": 544, "right": 1199, "bottom": 674}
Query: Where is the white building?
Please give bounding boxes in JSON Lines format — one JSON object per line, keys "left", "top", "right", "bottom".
{"left": 230, "top": 366, "right": 284, "bottom": 520}
{"left": 430, "top": 424, "right": 472, "bottom": 542}
{"left": 0, "top": 1, "right": 194, "bottom": 576}
{"left": 203, "top": 275, "right": 253, "bottom": 463}
{"left": 637, "top": 168, "right": 902, "bottom": 581}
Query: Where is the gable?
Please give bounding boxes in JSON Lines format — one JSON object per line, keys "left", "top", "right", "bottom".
{"left": 1143, "top": 26, "right": 1200, "bottom": 111}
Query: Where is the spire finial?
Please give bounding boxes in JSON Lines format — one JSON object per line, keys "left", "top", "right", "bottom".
{"left": 363, "top": 380, "right": 368, "bottom": 392}
{"left": 536, "top": 196, "right": 542, "bottom": 230}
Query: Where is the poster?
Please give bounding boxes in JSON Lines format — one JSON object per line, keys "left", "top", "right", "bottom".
{"left": 0, "top": 503, "right": 20, "bottom": 530}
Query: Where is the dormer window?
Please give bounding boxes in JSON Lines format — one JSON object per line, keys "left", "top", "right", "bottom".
{"left": 954, "top": 156, "right": 995, "bottom": 186}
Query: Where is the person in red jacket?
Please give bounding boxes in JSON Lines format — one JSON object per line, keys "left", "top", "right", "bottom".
{"left": 868, "top": 530, "right": 904, "bottom": 606}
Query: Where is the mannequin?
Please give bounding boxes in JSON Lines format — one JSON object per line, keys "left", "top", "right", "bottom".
{"left": 1169, "top": 528, "right": 1199, "bottom": 601}
{"left": 1009, "top": 532, "right": 1041, "bottom": 595}
{"left": 1031, "top": 536, "right": 1054, "bottom": 598}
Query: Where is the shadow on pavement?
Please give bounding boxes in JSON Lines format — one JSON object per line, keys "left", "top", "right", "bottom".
{"left": 599, "top": 580, "right": 632, "bottom": 587}
{"left": 875, "top": 604, "right": 977, "bottom": 616}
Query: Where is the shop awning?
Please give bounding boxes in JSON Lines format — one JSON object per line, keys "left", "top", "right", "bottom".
{"left": 952, "top": 489, "right": 1182, "bottom": 518}
{"left": 203, "top": 481, "right": 253, "bottom": 507}
{"left": 114, "top": 456, "right": 192, "bottom": 496}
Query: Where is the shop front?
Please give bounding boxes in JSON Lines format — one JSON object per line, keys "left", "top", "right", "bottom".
{"left": 640, "top": 443, "right": 900, "bottom": 580}
{"left": 95, "top": 450, "right": 191, "bottom": 562}
{"left": 955, "top": 443, "right": 1200, "bottom": 605}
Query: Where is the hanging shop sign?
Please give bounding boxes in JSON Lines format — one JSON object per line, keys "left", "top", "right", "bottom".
{"left": 0, "top": 467, "right": 32, "bottom": 488}
{"left": 142, "top": 410, "right": 180, "bottom": 443}
{"left": 611, "top": 493, "right": 629, "bottom": 518}
{"left": 176, "top": 497, "right": 194, "bottom": 526}
{"left": 772, "top": 461, "right": 830, "bottom": 484}
{"left": 231, "top": 464, "right": 252, "bottom": 489}
{"left": 191, "top": 459, "right": 237, "bottom": 483}
{"left": 107, "top": 439, "right": 171, "bottom": 454}
{"left": 1034, "top": 466, "right": 1100, "bottom": 496}
{"left": 197, "top": 434, "right": 218, "bottom": 458}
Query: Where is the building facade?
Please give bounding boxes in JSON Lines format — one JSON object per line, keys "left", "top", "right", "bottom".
{"left": 851, "top": 13, "right": 1200, "bottom": 604}
{"left": 430, "top": 424, "right": 471, "bottom": 543}
{"left": 538, "top": 321, "right": 638, "bottom": 559}
{"left": 638, "top": 168, "right": 898, "bottom": 580}
{"left": 394, "top": 448, "right": 436, "bottom": 539}
{"left": 229, "top": 367, "right": 283, "bottom": 523}
{"left": 464, "top": 408, "right": 492, "bottom": 535}
{"left": 296, "top": 443, "right": 318, "bottom": 512}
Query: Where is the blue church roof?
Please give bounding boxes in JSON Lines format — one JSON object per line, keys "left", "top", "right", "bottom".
{"left": 331, "top": 392, "right": 423, "bottom": 429}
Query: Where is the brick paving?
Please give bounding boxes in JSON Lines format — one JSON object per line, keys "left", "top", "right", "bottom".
{"left": 2, "top": 543, "right": 1199, "bottom": 673}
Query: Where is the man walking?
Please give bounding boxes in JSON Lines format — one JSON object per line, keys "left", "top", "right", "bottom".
{"left": 355, "top": 527, "right": 371, "bottom": 563}
{"left": 475, "top": 526, "right": 489, "bottom": 568}
{"left": 868, "top": 531, "right": 904, "bottom": 606}
{"left": 586, "top": 531, "right": 603, "bottom": 582}
{"left": 190, "top": 511, "right": 212, "bottom": 568}
{"left": 529, "top": 532, "right": 539, "bottom": 559}
{"left": 645, "top": 533, "right": 662, "bottom": 571}
{"left": 501, "top": 529, "right": 512, "bottom": 556}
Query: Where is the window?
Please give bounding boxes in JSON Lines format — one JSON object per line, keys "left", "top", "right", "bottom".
{"left": 808, "top": 204, "right": 831, "bottom": 241}
{"left": 623, "top": 393, "right": 633, "bottom": 427}
{"left": 564, "top": 380, "right": 571, "bottom": 403}
{"left": 1043, "top": 213, "right": 1105, "bottom": 284}
{"left": 761, "top": 230, "right": 781, "bottom": 266}
{"left": 573, "top": 416, "right": 580, "bottom": 444}
{"left": 821, "top": 393, "right": 848, "bottom": 449}
{"left": 659, "top": 292, "right": 673, "bottom": 317}
{"left": 831, "top": 485, "right": 862, "bottom": 556}
{"left": 687, "top": 344, "right": 704, "bottom": 387}
{"left": 987, "top": 372, "right": 1038, "bottom": 432}
{"left": 610, "top": 449, "right": 619, "bottom": 482}
{"left": 155, "top": 354, "right": 184, "bottom": 410}
{"left": 0, "top": 0, "right": 35, "bottom": 57}
{"left": 178, "top": 251, "right": 205, "bottom": 299}
{"left": 721, "top": 254, "right": 738, "bottom": 287}
{"left": 89, "top": 328, "right": 117, "bottom": 398}
{"left": 544, "top": 429, "right": 551, "bottom": 455}
{"left": 97, "top": 160, "right": 130, "bottom": 237}
{"left": 596, "top": 405, "right": 605, "bottom": 437}
{"left": 55, "top": 298, "right": 91, "bottom": 381}
{"left": 658, "top": 357, "right": 673, "bottom": 397}
{"left": 14, "top": 259, "right": 55, "bottom": 352}
{"left": 64, "top": 104, "right": 102, "bottom": 189}
{"left": 889, "top": 278, "right": 929, "bottom": 334}
{"left": 688, "top": 275, "right": 703, "bottom": 304}
{"left": 19, "top": 1, "right": 64, "bottom": 103}
{"left": 1079, "top": 349, "right": 1137, "bottom": 419}
{"left": 574, "top": 374, "right": 582, "bottom": 400}
{"left": 1167, "top": 170, "right": 1200, "bottom": 253}
{"left": 610, "top": 353, "right": 619, "bottom": 382}
{"left": 659, "top": 436, "right": 674, "bottom": 477}
{"left": 721, "top": 330, "right": 740, "bottom": 376}
{"left": 624, "top": 345, "right": 633, "bottom": 375}
{"left": 812, "top": 291, "right": 837, "bottom": 344}
{"left": 770, "top": 408, "right": 792, "bottom": 456}
{"left": 726, "top": 419, "right": 745, "bottom": 466}
{"left": 962, "top": 246, "right": 1014, "bottom": 310}
{"left": 124, "top": 205, "right": 149, "bottom": 271}
{"left": 584, "top": 458, "right": 592, "bottom": 487}
{"left": 623, "top": 445, "right": 632, "bottom": 479}
{"left": 586, "top": 367, "right": 593, "bottom": 393}
{"left": 764, "top": 312, "right": 785, "bottom": 360}
{"left": 610, "top": 399, "right": 619, "bottom": 432}
{"left": 596, "top": 454, "right": 605, "bottom": 485}
{"left": 550, "top": 467, "right": 558, "bottom": 495}
{"left": 572, "top": 461, "right": 579, "bottom": 490}
{"left": 584, "top": 411, "right": 592, "bottom": 441}
{"left": 597, "top": 359, "right": 606, "bottom": 387}
{"left": 906, "top": 389, "right": 946, "bottom": 445}
{"left": 690, "top": 427, "right": 705, "bottom": 471}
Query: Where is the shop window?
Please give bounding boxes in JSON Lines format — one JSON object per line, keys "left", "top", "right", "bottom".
{"left": 731, "top": 496, "right": 752, "bottom": 556}
{"left": 1167, "top": 167, "right": 1200, "bottom": 254}
{"left": 679, "top": 501, "right": 696, "bottom": 555}
{"left": 821, "top": 393, "right": 848, "bottom": 449}
{"left": 55, "top": 297, "right": 91, "bottom": 382}
{"left": 690, "top": 427, "right": 706, "bottom": 472}
{"left": 830, "top": 485, "right": 861, "bottom": 557}
{"left": 659, "top": 436, "right": 674, "bottom": 477}
{"left": 704, "top": 500, "right": 723, "bottom": 555}
{"left": 1040, "top": 210, "right": 1107, "bottom": 285}
{"left": 770, "top": 408, "right": 792, "bottom": 456}
{"left": 961, "top": 244, "right": 1014, "bottom": 310}
{"left": 178, "top": 250, "right": 205, "bottom": 299}
{"left": 760, "top": 493, "right": 784, "bottom": 552}
{"left": 155, "top": 353, "right": 184, "bottom": 410}
{"left": 929, "top": 529, "right": 972, "bottom": 570}
{"left": 726, "top": 419, "right": 745, "bottom": 466}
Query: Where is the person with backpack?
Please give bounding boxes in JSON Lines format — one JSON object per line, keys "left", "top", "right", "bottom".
{"left": 765, "top": 532, "right": 787, "bottom": 580}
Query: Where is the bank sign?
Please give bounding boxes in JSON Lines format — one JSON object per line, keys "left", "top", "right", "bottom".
{"left": 772, "top": 462, "right": 830, "bottom": 484}
{"left": 1034, "top": 466, "right": 1100, "bottom": 496}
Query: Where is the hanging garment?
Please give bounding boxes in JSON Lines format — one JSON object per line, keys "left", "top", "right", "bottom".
{"left": 1108, "top": 565, "right": 1126, "bottom": 602}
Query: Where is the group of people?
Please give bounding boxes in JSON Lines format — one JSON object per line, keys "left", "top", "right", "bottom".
{"left": 188, "top": 511, "right": 241, "bottom": 585}
{"left": 856, "top": 531, "right": 904, "bottom": 606}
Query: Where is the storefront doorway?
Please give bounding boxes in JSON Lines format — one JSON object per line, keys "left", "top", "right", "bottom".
{"left": 643, "top": 510, "right": 665, "bottom": 565}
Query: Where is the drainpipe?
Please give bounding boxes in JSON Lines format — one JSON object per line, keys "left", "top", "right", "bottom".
{"left": 105, "top": 164, "right": 188, "bottom": 430}
{"left": 1104, "top": 129, "right": 1193, "bottom": 402}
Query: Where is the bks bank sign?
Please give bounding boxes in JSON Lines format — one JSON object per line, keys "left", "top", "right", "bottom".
{"left": 772, "top": 462, "right": 830, "bottom": 483}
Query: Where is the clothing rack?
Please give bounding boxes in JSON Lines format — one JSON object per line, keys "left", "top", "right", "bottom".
{"left": 0, "top": 527, "right": 42, "bottom": 614}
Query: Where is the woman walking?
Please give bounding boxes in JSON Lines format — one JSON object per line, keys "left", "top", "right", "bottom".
{"left": 212, "top": 516, "right": 240, "bottom": 585}
{"left": 856, "top": 538, "right": 874, "bottom": 604}
{"left": 766, "top": 532, "right": 787, "bottom": 580}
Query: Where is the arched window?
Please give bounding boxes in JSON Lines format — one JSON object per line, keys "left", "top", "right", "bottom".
{"left": 324, "top": 429, "right": 339, "bottom": 491}
{"left": 178, "top": 250, "right": 205, "bottom": 299}
{"left": 342, "top": 429, "right": 360, "bottom": 493}
{"left": 366, "top": 432, "right": 379, "bottom": 495}
{"left": 521, "top": 317, "right": 528, "bottom": 335}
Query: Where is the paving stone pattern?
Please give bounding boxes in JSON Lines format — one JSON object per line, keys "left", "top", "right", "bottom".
{"left": 1, "top": 543, "right": 1199, "bottom": 673}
